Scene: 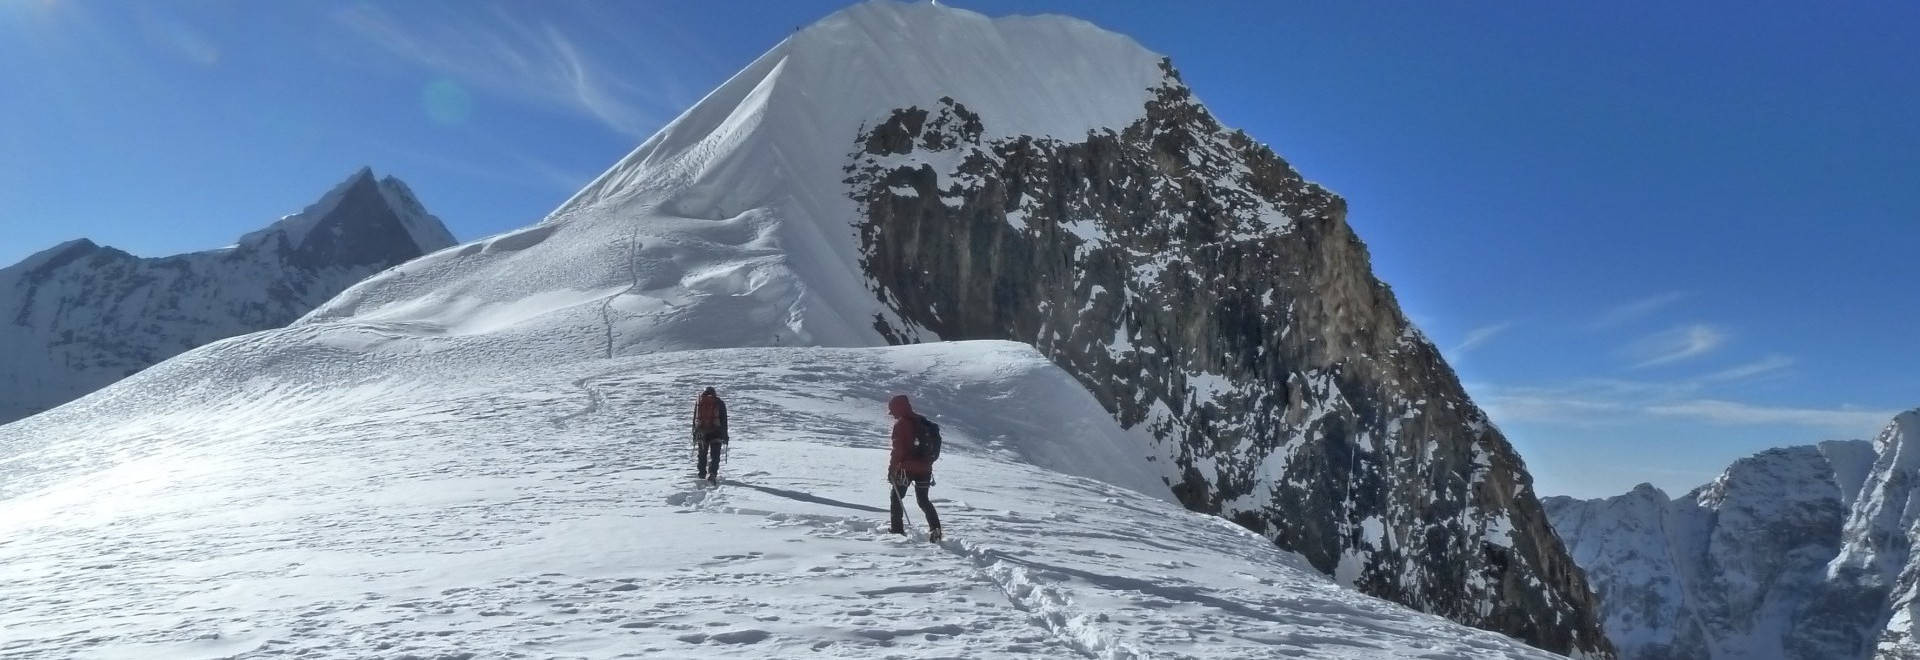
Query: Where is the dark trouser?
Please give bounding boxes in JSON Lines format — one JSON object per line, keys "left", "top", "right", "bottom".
{"left": 697, "top": 438, "right": 724, "bottom": 480}
{"left": 890, "top": 474, "right": 940, "bottom": 531}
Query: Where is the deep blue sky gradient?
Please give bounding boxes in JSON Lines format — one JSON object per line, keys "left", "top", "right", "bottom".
{"left": 2, "top": 1, "right": 1914, "bottom": 497}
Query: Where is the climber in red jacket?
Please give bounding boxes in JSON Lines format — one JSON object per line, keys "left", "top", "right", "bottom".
{"left": 887, "top": 394, "right": 942, "bottom": 541}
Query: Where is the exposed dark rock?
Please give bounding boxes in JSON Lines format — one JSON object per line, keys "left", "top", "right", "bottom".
{"left": 844, "top": 59, "right": 1612, "bottom": 657}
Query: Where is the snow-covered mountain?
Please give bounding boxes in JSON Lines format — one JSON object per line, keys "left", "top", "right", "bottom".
{"left": 2, "top": 2, "right": 1607, "bottom": 656}
{"left": 0, "top": 167, "right": 455, "bottom": 424}
{"left": 1546, "top": 409, "right": 1920, "bottom": 660}
{"left": 303, "top": 3, "right": 1609, "bottom": 653}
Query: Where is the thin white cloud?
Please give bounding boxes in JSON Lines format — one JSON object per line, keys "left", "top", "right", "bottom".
{"left": 335, "top": 4, "right": 670, "bottom": 136}
{"left": 1467, "top": 378, "right": 1700, "bottom": 426}
{"left": 371, "top": 141, "right": 589, "bottom": 196}
{"left": 1478, "top": 393, "right": 1628, "bottom": 426}
{"left": 1474, "top": 380, "right": 1895, "bottom": 440}
{"left": 1627, "top": 324, "right": 1726, "bottom": 368}
{"left": 1592, "top": 291, "right": 1689, "bottom": 330}
{"left": 1646, "top": 400, "right": 1897, "bottom": 435}
{"left": 1698, "top": 355, "right": 1795, "bottom": 383}
{"left": 1448, "top": 321, "right": 1516, "bottom": 358}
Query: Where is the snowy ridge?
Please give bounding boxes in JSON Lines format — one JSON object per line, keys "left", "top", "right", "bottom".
{"left": 238, "top": 167, "right": 372, "bottom": 250}
{"left": 1831, "top": 410, "right": 1920, "bottom": 589}
{"left": 0, "top": 337, "right": 1567, "bottom": 659}
{"left": 310, "top": 0, "right": 1168, "bottom": 358}
{"left": 0, "top": 168, "right": 454, "bottom": 425}
{"left": 560, "top": 0, "right": 1165, "bottom": 214}
{"left": 375, "top": 174, "right": 459, "bottom": 254}
{"left": 1852, "top": 410, "right": 1920, "bottom": 656}
{"left": 1547, "top": 409, "right": 1920, "bottom": 660}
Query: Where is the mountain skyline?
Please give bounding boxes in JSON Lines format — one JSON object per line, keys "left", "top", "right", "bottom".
{"left": 0, "top": 167, "right": 455, "bottom": 424}
{"left": 1545, "top": 408, "right": 1920, "bottom": 659}
{"left": 1, "top": 4, "right": 1610, "bottom": 654}
{"left": 3, "top": 1, "right": 1915, "bottom": 498}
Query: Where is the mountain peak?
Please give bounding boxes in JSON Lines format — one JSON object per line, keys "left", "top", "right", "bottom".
{"left": 238, "top": 168, "right": 454, "bottom": 258}
{"left": 1627, "top": 482, "right": 1669, "bottom": 500}
{"left": 0, "top": 170, "right": 454, "bottom": 425}
{"left": 4, "top": 238, "right": 102, "bottom": 277}
{"left": 559, "top": 0, "right": 1167, "bottom": 219}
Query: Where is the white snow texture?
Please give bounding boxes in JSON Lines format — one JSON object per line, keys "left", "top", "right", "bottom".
{"left": 1, "top": 2, "right": 1570, "bottom": 658}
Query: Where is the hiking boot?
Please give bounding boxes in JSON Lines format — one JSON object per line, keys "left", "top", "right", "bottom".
{"left": 927, "top": 527, "right": 944, "bottom": 543}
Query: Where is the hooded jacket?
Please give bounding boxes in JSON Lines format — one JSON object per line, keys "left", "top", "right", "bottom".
{"left": 888, "top": 394, "right": 932, "bottom": 478}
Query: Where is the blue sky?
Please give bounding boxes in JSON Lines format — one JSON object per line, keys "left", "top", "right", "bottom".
{"left": 1, "top": 1, "right": 1914, "bottom": 498}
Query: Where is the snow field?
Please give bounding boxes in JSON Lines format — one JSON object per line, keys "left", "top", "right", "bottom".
{"left": 0, "top": 341, "right": 1566, "bottom": 659}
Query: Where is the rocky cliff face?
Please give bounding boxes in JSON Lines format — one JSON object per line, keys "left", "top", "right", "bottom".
{"left": 0, "top": 168, "right": 454, "bottom": 424}
{"left": 1547, "top": 413, "right": 1920, "bottom": 660}
{"left": 846, "top": 61, "right": 1612, "bottom": 657}
{"left": 1836, "top": 410, "right": 1920, "bottom": 658}
{"left": 1548, "top": 444, "right": 1861, "bottom": 659}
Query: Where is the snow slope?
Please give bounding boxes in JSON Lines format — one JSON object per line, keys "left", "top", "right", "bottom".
{"left": 0, "top": 338, "right": 1564, "bottom": 659}
{"left": 303, "top": 0, "right": 1167, "bottom": 359}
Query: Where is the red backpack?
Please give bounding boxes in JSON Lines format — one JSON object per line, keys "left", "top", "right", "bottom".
{"left": 694, "top": 394, "right": 726, "bottom": 440}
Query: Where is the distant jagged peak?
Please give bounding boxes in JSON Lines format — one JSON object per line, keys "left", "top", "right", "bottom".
{"left": 1687, "top": 443, "right": 1853, "bottom": 513}
{"left": 371, "top": 173, "right": 458, "bottom": 253}
{"left": 238, "top": 167, "right": 455, "bottom": 255}
{"left": 1823, "top": 408, "right": 1920, "bottom": 586}
{"left": 3, "top": 238, "right": 104, "bottom": 276}
{"left": 1887, "top": 408, "right": 1920, "bottom": 445}
{"left": 1625, "top": 481, "right": 1670, "bottom": 501}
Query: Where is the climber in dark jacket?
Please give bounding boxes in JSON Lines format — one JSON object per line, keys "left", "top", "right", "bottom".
{"left": 693, "top": 387, "right": 728, "bottom": 484}
{"left": 887, "top": 394, "right": 941, "bottom": 541}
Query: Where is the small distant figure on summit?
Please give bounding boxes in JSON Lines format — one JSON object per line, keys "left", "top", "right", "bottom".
{"left": 886, "top": 394, "right": 943, "bottom": 542}
{"left": 693, "top": 387, "right": 729, "bottom": 484}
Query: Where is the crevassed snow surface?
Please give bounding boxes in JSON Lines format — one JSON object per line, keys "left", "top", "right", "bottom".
{"left": 0, "top": 337, "right": 1562, "bottom": 659}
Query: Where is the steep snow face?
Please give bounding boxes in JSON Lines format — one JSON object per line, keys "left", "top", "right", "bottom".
{"left": 1833, "top": 411, "right": 1920, "bottom": 590}
{"left": 1544, "top": 485, "right": 1694, "bottom": 657}
{"left": 1689, "top": 446, "right": 1855, "bottom": 660}
{"left": 1548, "top": 445, "right": 1859, "bottom": 660}
{"left": 1851, "top": 411, "right": 1920, "bottom": 656}
{"left": 0, "top": 334, "right": 1572, "bottom": 659}
{"left": 309, "top": 0, "right": 1166, "bottom": 357}
{"left": 1824, "top": 440, "right": 1880, "bottom": 511}
{"left": 1547, "top": 419, "right": 1920, "bottom": 660}
{"left": 0, "top": 168, "right": 454, "bottom": 425}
